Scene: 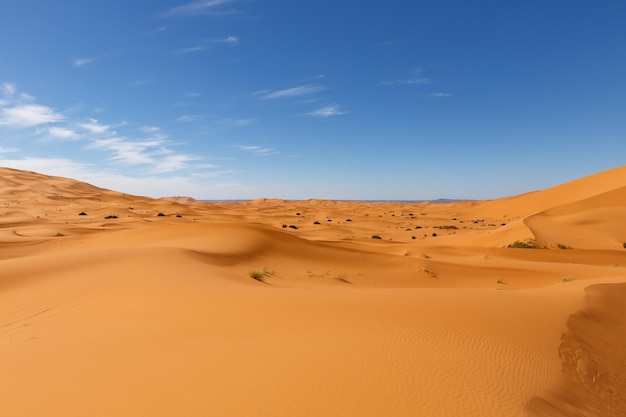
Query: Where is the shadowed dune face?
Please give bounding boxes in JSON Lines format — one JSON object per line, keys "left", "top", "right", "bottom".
{"left": 526, "top": 283, "right": 626, "bottom": 417}
{"left": 1, "top": 165, "right": 626, "bottom": 417}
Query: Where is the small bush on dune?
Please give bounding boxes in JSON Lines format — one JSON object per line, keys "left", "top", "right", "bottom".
{"left": 334, "top": 274, "right": 351, "bottom": 284}
{"left": 371, "top": 235, "right": 382, "bottom": 240}
{"left": 507, "top": 240, "right": 544, "bottom": 249}
{"left": 249, "top": 268, "right": 268, "bottom": 282}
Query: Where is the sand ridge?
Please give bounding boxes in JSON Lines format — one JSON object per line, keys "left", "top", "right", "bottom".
{"left": 1, "top": 165, "right": 625, "bottom": 416}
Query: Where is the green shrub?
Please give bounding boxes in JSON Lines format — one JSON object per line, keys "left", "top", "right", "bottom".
{"left": 507, "top": 240, "right": 544, "bottom": 249}
{"left": 249, "top": 268, "right": 268, "bottom": 282}
{"left": 371, "top": 235, "right": 382, "bottom": 240}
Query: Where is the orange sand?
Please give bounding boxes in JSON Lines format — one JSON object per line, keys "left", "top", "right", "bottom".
{"left": 1, "top": 166, "right": 625, "bottom": 416}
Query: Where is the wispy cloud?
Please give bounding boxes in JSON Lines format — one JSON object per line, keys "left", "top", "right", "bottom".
{"left": 89, "top": 137, "right": 161, "bottom": 165}
{"left": 302, "top": 104, "right": 348, "bottom": 118}
{"left": 0, "top": 146, "right": 18, "bottom": 153}
{"left": 429, "top": 92, "right": 454, "bottom": 97}
{"left": 237, "top": 145, "right": 278, "bottom": 156}
{"left": 79, "top": 118, "right": 111, "bottom": 134}
{"left": 86, "top": 126, "right": 200, "bottom": 173}
{"left": 174, "top": 46, "right": 209, "bottom": 55}
{"left": 1, "top": 82, "right": 16, "bottom": 98}
{"left": 254, "top": 84, "right": 326, "bottom": 100}
{"left": 73, "top": 58, "right": 95, "bottom": 68}
{"left": 382, "top": 69, "right": 430, "bottom": 85}
{"left": 47, "top": 126, "right": 80, "bottom": 140}
{"left": 154, "top": 154, "right": 202, "bottom": 173}
{"left": 173, "top": 35, "right": 239, "bottom": 55}
{"left": 0, "top": 83, "right": 208, "bottom": 182}
{"left": 162, "top": 0, "right": 237, "bottom": 17}
{"left": 0, "top": 104, "right": 64, "bottom": 127}
{"left": 215, "top": 35, "right": 239, "bottom": 44}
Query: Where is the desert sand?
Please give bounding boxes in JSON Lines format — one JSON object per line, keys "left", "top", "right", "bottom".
{"left": 1, "top": 165, "right": 625, "bottom": 416}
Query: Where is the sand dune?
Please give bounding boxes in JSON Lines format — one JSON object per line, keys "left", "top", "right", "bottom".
{"left": 1, "top": 165, "right": 625, "bottom": 416}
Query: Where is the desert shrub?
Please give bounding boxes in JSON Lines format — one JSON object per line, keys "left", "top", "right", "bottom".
{"left": 508, "top": 240, "right": 544, "bottom": 249}
{"left": 78, "top": 212, "right": 87, "bottom": 216}
{"left": 623, "top": 242, "right": 626, "bottom": 249}
{"left": 281, "top": 224, "right": 287, "bottom": 228}
{"left": 433, "top": 225, "right": 458, "bottom": 230}
{"left": 104, "top": 215, "right": 118, "bottom": 219}
{"left": 249, "top": 268, "right": 268, "bottom": 282}
{"left": 371, "top": 235, "right": 382, "bottom": 239}
{"left": 157, "top": 213, "right": 166, "bottom": 217}
{"left": 313, "top": 221, "right": 321, "bottom": 225}
{"left": 557, "top": 243, "right": 573, "bottom": 250}
{"left": 334, "top": 274, "right": 350, "bottom": 284}
{"left": 289, "top": 225, "right": 298, "bottom": 229}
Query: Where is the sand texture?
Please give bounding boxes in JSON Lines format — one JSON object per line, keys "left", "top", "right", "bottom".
{"left": 1, "top": 166, "right": 625, "bottom": 416}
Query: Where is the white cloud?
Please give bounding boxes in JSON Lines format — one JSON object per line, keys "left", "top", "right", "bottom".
{"left": 73, "top": 58, "right": 95, "bottom": 68}
{"left": 0, "top": 157, "right": 93, "bottom": 178}
{"left": 1, "top": 82, "right": 16, "bottom": 97}
{"left": 140, "top": 126, "right": 161, "bottom": 134}
{"left": 174, "top": 36, "right": 239, "bottom": 55}
{"left": 0, "top": 146, "right": 18, "bottom": 153}
{"left": 89, "top": 137, "right": 164, "bottom": 165}
{"left": 79, "top": 119, "right": 111, "bottom": 134}
{"left": 215, "top": 35, "right": 238, "bottom": 44}
{"left": 154, "top": 154, "right": 202, "bottom": 173}
{"left": 254, "top": 84, "right": 326, "bottom": 100}
{"left": 162, "top": 0, "right": 237, "bottom": 17}
{"left": 237, "top": 145, "right": 278, "bottom": 156}
{"left": 87, "top": 130, "right": 200, "bottom": 173}
{"left": 0, "top": 104, "right": 64, "bottom": 127}
{"left": 302, "top": 104, "right": 348, "bottom": 118}
{"left": 46, "top": 126, "right": 80, "bottom": 140}
{"left": 174, "top": 46, "right": 209, "bottom": 55}
{"left": 429, "top": 92, "right": 454, "bottom": 97}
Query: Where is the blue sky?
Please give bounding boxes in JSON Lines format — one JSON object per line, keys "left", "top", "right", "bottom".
{"left": 1, "top": 1, "right": 624, "bottom": 200}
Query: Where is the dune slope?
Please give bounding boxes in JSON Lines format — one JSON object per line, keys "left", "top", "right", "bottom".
{"left": 1, "top": 165, "right": 625, "bottom": 416}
